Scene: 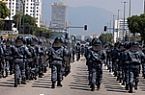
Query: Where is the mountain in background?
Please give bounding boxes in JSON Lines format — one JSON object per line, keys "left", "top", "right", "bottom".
{"left": 42, "top": 0, "right": 113, "bottom": 36}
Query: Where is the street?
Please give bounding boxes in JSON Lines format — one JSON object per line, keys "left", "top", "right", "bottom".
{"left": 0, "top": 57, "right": 145, "bottom": 95}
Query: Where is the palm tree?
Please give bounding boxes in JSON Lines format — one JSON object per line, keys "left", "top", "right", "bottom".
{"left": 0, "top": 1, "right": 10, "bottom": 30}
{"left": 0, "top": 1, "right": 10, "bottom": 19}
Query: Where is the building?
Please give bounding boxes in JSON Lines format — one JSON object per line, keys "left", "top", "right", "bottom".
{"left": 114, "top": 19, "right": 128, "bottom": 42}
{"left": 50, "top": 2, "right": 67, "bottom": 32}
{"left": 0, "top": 0, "right": 17, "bottom": 20}
{"left": 16, "top": 0, "right": 41, "bottom": 27}
{"left": 1, "top": 0, "right": 41, "bottom": 27}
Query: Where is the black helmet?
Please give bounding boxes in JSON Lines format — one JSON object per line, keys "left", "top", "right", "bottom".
{"left": 26, "top": 38, "right": 32, "bottom": 45}
{"left": 76, "top": 41, "right": 80, "bottom": 46}
{"left": 15, "top": 36, "right": 24, "bottom": 43}
{"left": 119, "top": 42, "right": 124, "bottom": 47}
{"left": 130, "top": 41, "right": 139, "bottom": 47}
{"left": 53, "top": 37, "right": 64, "bottom": 44}
{"left": 92, "top": 38, "right": 102, "bottom": 46}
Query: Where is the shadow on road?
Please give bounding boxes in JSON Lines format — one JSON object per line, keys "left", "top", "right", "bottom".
{"left": 69, "top": 66, "right": 91, "bottom": 91}
{"left": 0, "top": 78, "right": 15, "bottom": 87}
{"left": 103, "top": 70, "right": 126, "bottom": 93}
{"left": 32, "top": 75, "right": 52, "bottom": 88}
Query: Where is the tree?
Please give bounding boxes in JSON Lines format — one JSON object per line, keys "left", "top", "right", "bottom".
{"left": 13, "top": 12, "right": 22, "bottom": 30}
{"left": 13, "top": 14, "right": 37, "bottom": 34}
{"left": 99, "top": 33, "right": 113, "bottom": 44}
{"left": 34, "top": 27, "right": 51, "bottom": 38}
{"left": 0, "top": 1, "right": 10, "bottom": 30}
{"left": 127, "top": 14, "right": 145, "bottom": 41}
{"left": 127, "top": 15, "right": 140, "bottom": 34}
{"left": 0, "top": 18, "right": 4, "bottom": 30}
{"left": 0, "top": 1, "right": 10, "bottom": 19}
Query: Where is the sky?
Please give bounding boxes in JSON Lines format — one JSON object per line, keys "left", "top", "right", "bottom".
{"left": 43, "top": 0, "right": 144, "bottom": 36}
{"left": 50, "top": 0, "right": 144, "bottom": 16}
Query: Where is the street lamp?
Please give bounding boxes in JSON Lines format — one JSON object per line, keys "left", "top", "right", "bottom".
{"left": 20, "top": 0, "right": 25, "bottom": 34}
{"left": 113, "top": 15, "right": 115, "bottom": 43}
{"left": 117, "top": 9, "right": 120, "bottom": 40}
{"left": 144, "top": 0, "right": 145, "bottom": 13}
{"left": 129, "top": 0, "right": 131, "bottom": 17}
{"left": 122, "top": 1, "right": 127, "bottom": 41}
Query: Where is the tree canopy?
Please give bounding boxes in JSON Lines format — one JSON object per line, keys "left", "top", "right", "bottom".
{"left": 0, "top": 1, "right": 10, "bottom": 19}
{"left": 0, "top": 1, "right": 10, "bottom": 30}
{"left": 99, "top": 33, "right": 113, "bottom": 44}
{"left": 13, "top": 14, "right": 37, "bottom": 34}
{"left": 127, "top": 14, "right": 145, "bottom": 41}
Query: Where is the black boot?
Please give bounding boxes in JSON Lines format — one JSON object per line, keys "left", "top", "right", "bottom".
{"left": 97, "top": 83, "right": 101, "bottom": 90}
{"left": 57, "top": 81, "right": 62, "bottom": 87}
{"left": 125, "top": 84, "right": 128, "bottom": 90}
{"left": 21, "top": 78, "right": 26, "bottom": 84}
{"left": 128, "top": 84, "right": 133, "bottom": 93}
{"left": 51, "top": 82, "right": 56, "bottom": 89}
{"left": 134, "top": 82, "right": 138, "bottom": 90}
{"left": 90, "top": 84, "right": 95, "bottom": 91}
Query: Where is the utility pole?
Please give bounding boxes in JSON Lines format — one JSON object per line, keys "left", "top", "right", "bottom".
{"left": 109, "top": 20, "right": 112, "bottom": 33}
{"left": 122, "top": 1, "right": 127, "bottom": 41}
{"left": 129, "top": 0, "right": 131, "bottom": 17}
{"left": 144, "top": 0, "right": 145, "bottom": 14}
{"left": 20, "top": 0, "right": 25, "bottom": 34}
{"left": 128, "top": 0, "right": 131, "bottom": 41}
{"left": 117, "top": 9, "right": 120, "bottom": 41}
{"left": 113, "top": 15, "right": 115, "bottom": 43}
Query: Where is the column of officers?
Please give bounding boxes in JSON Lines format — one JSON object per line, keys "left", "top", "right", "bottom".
{"left": 0, "top": 36, "right": 81, "bottom": 88}
{"left": 0, "top": 36, "right": 50, "bottom": 87}
{"left": 84, "top": 38, "right": 145, "bottom": 93}
{"left": 3, "top": 35, "right": 145, "bottom": 93}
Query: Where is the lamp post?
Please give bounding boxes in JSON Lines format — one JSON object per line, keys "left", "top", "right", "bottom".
{"left": 122, "top": 1, "right": 127, "bottom": 41}
{"left": 117, "top": 9, "right": 120, "bottom": 40}
{"left": 113, "top": 15, "right": 115, "bottom": 43}
{"left": 144, "top": 0, "right": 145, "bottom": 13}
{"left": 20, "top": 0, "right": 25, "bottom": 34}
{"left": 129, "top": 0, "right": 131, "bottom": 17}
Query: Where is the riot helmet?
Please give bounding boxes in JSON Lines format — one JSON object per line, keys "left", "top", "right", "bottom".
{"left": 91, "top": 38, "right": 102, "bottom": 46}
{"left": 53, "top": 37, "right": 64, "bottom": 47}
{"left": 15, "top": 36, "right": 24, "bottom": 46}
{"left": 53, "top": 37, "right": 64, "bottom": 44}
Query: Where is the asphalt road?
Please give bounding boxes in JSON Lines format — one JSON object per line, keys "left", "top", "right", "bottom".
{"left": 0, "top": 57, "right": 145, "bottom": 95}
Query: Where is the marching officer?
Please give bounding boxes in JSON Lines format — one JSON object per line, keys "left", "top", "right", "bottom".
{"left": 86, "top": 38, "right": 105, "bottom": 91}
{"left": 13, "top": 36, "right": 31, "bottom": 87}
{"left": 123, "top": 42, "right": 145, "bottom": 93}
{"left": 75, "top": 42, "right": 81, "bottom": 61}
{"left": 47, "top": 37, "right": 65, "bottom": 89}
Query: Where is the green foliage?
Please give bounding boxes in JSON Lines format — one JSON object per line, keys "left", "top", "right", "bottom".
{"left": 99, "top": 33, "right": 113, "bottom": 44}
{"left": 34, "top": 27, "right": 51, "bottom": 38}
{"left": 0, "top": 19, "right": 4, "bottom": 30}
{"left": 0, "top": 1, "right": 10, "bottom": 19}
{"left": 0, "top": 1, "right": 10, "bottom": 30}
{"left": 22, "top": 14, "right": 37, "bottom": 26}
{"left": 13, "top": 14, "right": 37, "bottom": 34}
{"left": 127, "top": 14, "right": 145, "bottom": 41}
{"left": 13, "top": 13, "right": 51, "bottom": 38}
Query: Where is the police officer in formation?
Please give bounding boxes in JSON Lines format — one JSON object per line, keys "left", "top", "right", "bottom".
{"left": 75, "top": 42, "right": 81, "bottom": 61}
{"left": 12, "top": 36, "right": 31, "bottom": 86}
{"left": 123, "top": 42, "right": 145, "bottom": 93}
{"left": 47, "top": 37, "right": 65, "bottom": 88}
{"left": 85, "top": 38, "right": 105, "bottom": 91}
{"left": 104, "top": 41, "right": 145, "bottom": 93}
